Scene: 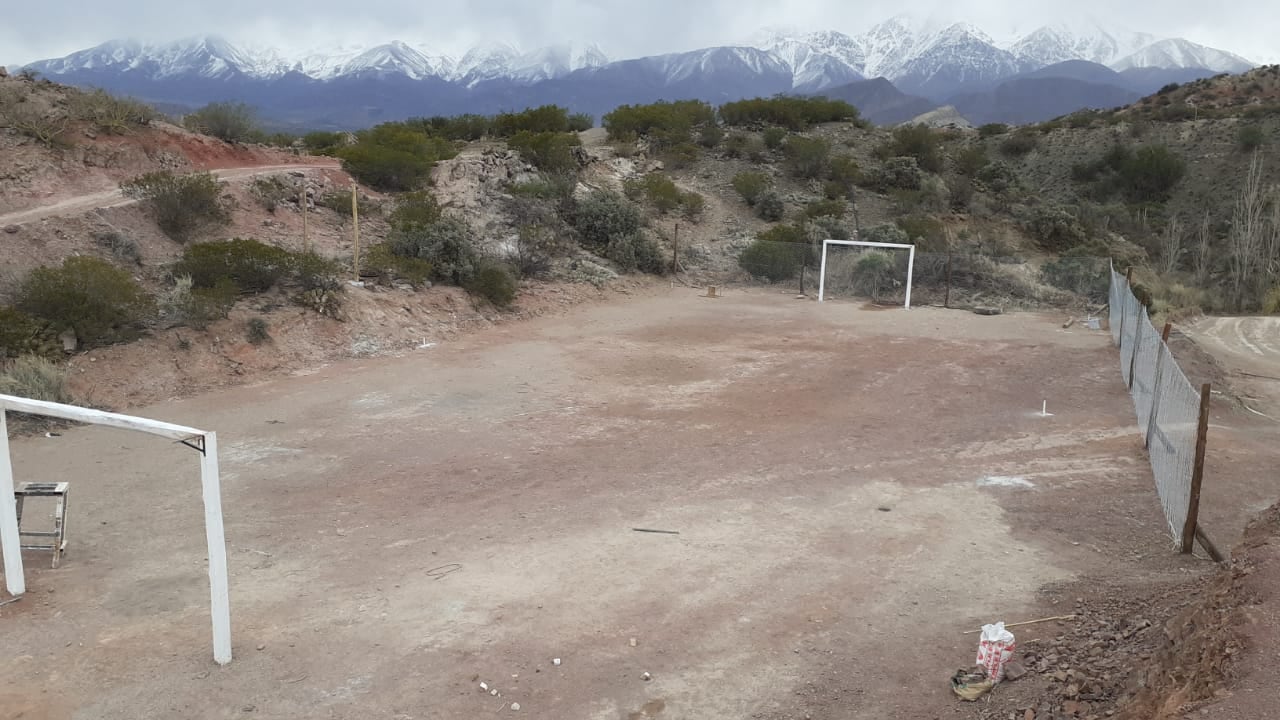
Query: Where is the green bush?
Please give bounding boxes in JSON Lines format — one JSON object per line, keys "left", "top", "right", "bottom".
{"left": 174, "top": 239, "right": 292, "bottom": 293}
{"left": 868, "top": 156, "right": 923, "bottom": 192}
{"left": 1264, "top": 287, "right": 1280, "bottom": 314}
{"left": 121, "top": 171, "right": 230, "bottom": 242}
{"left": 681, "top": 192, "right": 706, "bottom": 221}
{"left": 494, "top": 105, "right": 572, "bottom": 136}
{"left": 0, "top": 355, "right": 73, "bottom": 404}
{"left": 0, "top": 85, "right": 70, "bottom": 148}
{"left": 896, "top": 215, "right": 945, "bottom": 249}
{"left": 336, "top": 122, "right": 457, "bottom": 191}
{"left": 410, "top": 114, "right": 494, "bottom": 141}
{"left": 316, "top": 190, "right": 380, "bottom": 218}
{"left": 1073, "top": 144, "right": 1186, "bottom": 203}
{"left": 732, "top": 171, "right": 772, "bottom": 206}
{"left": 783, "top": 136, "right": 831, "bottom": 179}
{"left": 604, "top": 233, "right": 665, "bottom": 274}
{"left": 756, "top": 191, "right": 785, "bottom": 221}
{"left": 635, "top": 173, "right": 683, "bottom": 214}
{"left": 70, "top": 88, "right": 157, "bottom": 134}
{"left": 663, "top": 142, "right": 701, "bottom": 169}
{"left": 0, "top": 307, "right": 59, "bottom": 359}
{"left": 1238, "top": 125, "right": 1268, "bottom": 151}
{"left": 976, "top": 161, "right": 1018, "bottom": 193}
{"left": 303, "top": 130, "right": 346, "bottom": 154}
{"left": 160, "top": 275, "right": 237, "bottom": 330}
{"left": 978, "top": 123, "right": 1009, "bottom": 138}
{"left": 804, "top": 198, "right": 846, "bottom": 218}
{"left": 1040, "top": 255, "right": 1109, "bottom": 301}
{"left": 851, "top": 251, "right": 896, "bottom": 300}
{"left": 568, "top": 112, "right": 594, "bottom": 132}
{"left": 861, "top": 224, "right": 909, "bottom": 246}
{"left": 466, "top": 263, "right": 519, "bottom": 307}
{"left": 999, "top": 131, "right": 1039, "bottom": 157}
{"left": 1028, "top": 205, "right": 1088, "bottom": 251}
{"left": 827, "top": 155, "right": 862, "bottom": 188}
{"left": 17, "top": 256, "right": 155, "bottom": 347}
{"left": 603, "top": 100, "right": 715, "bottom": 146}
{"left": 723, "top": 133, "right": 751, "bottom": 158}
{"left": 389, "top": 217, "right": 480, "bottom": 285}
{"left": 362, "top": 242, "right": 434, "bottom": 287}
{"left": 876, "top": 124, "right": 943, "bottom": 173}
{"left": 246, "top": 317, "right": 271, "bottom": 345}
{"left": 571, "top": 190, "right": 643, "bottom": 252}
{"left": 183, "top": 102, "right": 259, "bottom": 143}
{"left": 388, "top": 191, "right": 443, "bottom": 230}
{"left": 955, "top": 145, "right": 990, "bottom": 175}
{"left": 698, "top": 124, "right": 724, "bottom": 148}
{"left": 810, "top": 215, "right": 851, "bottom": 241}
{"left": 763, "top": 127, "right": 787, "bottom": 150}
{"left": 738, "top": 240, "right": 804, "bottom": 281}
{"left": 718, "top": 96, "right": 861, "bottom": 130}
{"left": 508, "top": 131, "right": 581, "bottom": 174}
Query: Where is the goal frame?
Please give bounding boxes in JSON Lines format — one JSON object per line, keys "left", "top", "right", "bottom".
{"left": 817, "top": 239, "right": 917, "bottom": 309}
{"left": 0, "top": 394, "right": 232, "bottom": 665}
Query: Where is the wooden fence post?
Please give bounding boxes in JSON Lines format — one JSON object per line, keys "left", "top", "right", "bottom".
{"left": 1127, "top": 313, "right": 1145, "bottom": 390}
{"left": 1181, "top": 383, "right": 1212, "bottom": 554}
{"left": 1145, "top": 323, "right": 1174, "bottom": 449}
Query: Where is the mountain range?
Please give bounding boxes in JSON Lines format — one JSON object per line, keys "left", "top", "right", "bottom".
{"left": 16, "top": 14, "right": 1257, "bottom": 129}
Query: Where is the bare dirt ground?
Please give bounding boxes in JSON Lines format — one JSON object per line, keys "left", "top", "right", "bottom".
{"left": 0, "top": 289, "right": 1270, "bottom": 720}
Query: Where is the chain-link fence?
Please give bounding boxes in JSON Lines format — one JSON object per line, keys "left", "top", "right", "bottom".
{"left": 1110, "top": 265, "right": 1210, "bottom": 551}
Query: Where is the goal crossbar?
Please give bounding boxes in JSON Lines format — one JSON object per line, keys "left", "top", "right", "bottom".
{"left": 817, "top": 239, "right": 917, "bottom": 308}
{"left": 0, "top": 394, "right": 232, "bottom": 665}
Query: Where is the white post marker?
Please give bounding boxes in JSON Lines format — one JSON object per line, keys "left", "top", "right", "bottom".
{"left": 0, "top": 394, "right": 232, "bottom": 665}
{"left": 817, "top": 239, "right": 917, "bottom": 309}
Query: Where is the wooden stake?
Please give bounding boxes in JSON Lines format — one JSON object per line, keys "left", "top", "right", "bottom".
{"left": 351, "top": 184, "right": 360, "bottom": 281}
{"left": 945, "top": 246, "right": 953, "bottom": 309}
{"left": 300, "top": 179, "right": 310, "bottom": 253}
{"left": 961, "top": 615, "right": 1077, "bottom": 634}
{"left": 1195, "top": 526, "right": 1226, "bottom": 563}
{"left": 1182, "top": 383, "right": 1212, "bottom": 554}
{"left": 1127, "top": 313, "right": 1144, "bottom": 391}
{"left": 671, "top": 222, "right": 680, "bottom": 275}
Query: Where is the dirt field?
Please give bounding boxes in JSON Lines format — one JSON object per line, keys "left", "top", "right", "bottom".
{"left": 0, "top": 288, "right": 1242, "bottom": 720}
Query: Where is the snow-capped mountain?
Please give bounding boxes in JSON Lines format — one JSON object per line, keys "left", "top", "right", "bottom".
{"left": 17, "top": 16, "right": 1257, "bottom": 129}
{"left": 1110, "top": 38, "right": 1254, "bottom": 74}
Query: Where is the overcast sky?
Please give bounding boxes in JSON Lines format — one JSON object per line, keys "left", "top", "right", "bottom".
{"left": 4, "top": 0, "right": 1277, "bottom": 66}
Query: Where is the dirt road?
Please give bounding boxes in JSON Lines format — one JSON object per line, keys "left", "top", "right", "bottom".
{"left": 0, "top": 162, "right": 342, "bottom": 226}
{"left": 0, "top": 290, "right": 1234, "bottom": 719}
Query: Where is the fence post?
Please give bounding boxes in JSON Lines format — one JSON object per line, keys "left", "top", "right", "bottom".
{"left": 1127, "top": 311, "right": 1145, "bottom": 390}
{"left": 1181, "top": 383, "right": 1212, "bottom": 554}
{"left": 1144, "top": 323, "right": 1174, "bottom": 449}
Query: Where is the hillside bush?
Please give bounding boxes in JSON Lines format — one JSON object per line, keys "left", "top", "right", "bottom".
{"left": 896, "top": 215, "right": 946, "bottom": 250}
{"left": 731, "top": 171, "right": 771, "bottom": 206}
{"left": 315, "top": 190, "right": 380, "bottom": 218}
{"left": 1238, "top": 124, "right": 1267, "bottom": 151}
{"left": 756, "top": 191, "right": 785, "bottom": 221}
{"left": 850, "top": 251, "right": 896, "bottom": 300}
{"left": 876, "top": 124, "right": 943, "bottom": 173}
{"left": 389, "top": 217, "right": 480, "bottom": 285}
{"left": 738, "top": 240, "right": 804, "bottom": 281}
{"left": 93, "top": 231, "right": 142, "bottom": 265}
{"left": 1028, "top": 205, "right": 1088, "bottom": 251}
{"left": 999, "top": 131, "right": 1039, "bottom": 157}
{"left": 571, "top": 191, "right": 642, "bottom": 250}
{"left": 336, "top": 122, "right": 457, "bottom": 191}
{"left": 626, "top": 173, "right": 682, "bottom": 214}
{"left": 410, "top": 114, "right": 494, "bottom": 140}
{"left": 723, "top": 133, "right": 751, "bottom": 158}
{"left": 121, "top": 171, "right": 230, "bottom": 242}
{"left": 70, "top": 88, "right": 157, "bottom": 134}
{"left": 303, "top": 130, "right": 347, "bottom": 154}
{"left": 1073, "top": 144, "right": 1186, "bottom": 203}
{"left": 603, "top": 100, "right": 715, "bottom": 146}
{"left": 159, "top": 275, "right": 237, "bottom": 330}
{"left": 0, "top": 355, "right": 73, "bottom": 404}
{"left": 184, "top": 102, "right": 259, "bottom": 143}
{"left": 955, "top": 145, "right": 990, "bottom": 176}
{"left": 976, "top": 161, "right": 1018, "bottom": 193}
{"left": 860, "top": 224, "right": 909, "bottom": 246}
{"left": 868, "top": 156, "right": 923, "bottom": 192}
{"left": 718, "top": 96, "right": 861, "bottom": 130}
{"left": 0, "top": 307, "right": 59, "bottom": 359}
{"left": 804, "top": 199, "right": 846, "bottom": 218}
{"left": 783, "top": 136, "right": 831, "bottom": 179}
{"left": 507, "top": 131, "right": 581, "bottom": 174}
{"left": 465, "top": 263, "right": 519, "bottom": 307}
{"left": 827, "top": 155, "right": 862, "bottom": 188}
{"left": 681, "top": 191, "right": 706, "bottom": 221}
{"left": 763, "top": 127, "right": 787, "bottom": 150}
{"left": 0, "top": 86, "right": 70, "bottom": 148}
{"left": 494, "top": 105, "right": 572, "bottom": 136}
{"left": 698, "top": 123, "right": 724, "bottom": 148}
{"left": 173, "top": 239, "right": 294, "bottom": 293}
{"left": 388, "top": 191, "right": 443, "bottom": 230}
{"left": 1040, "top": 254, "right": 1109, "bottom": 301}
{"left": 568, "top": 112, "right": 594, "bottom": 132}
{"left": 978, "top": 123, "right": 1009, "bottom": 138}
{"left": 17, "top": 256, "right": 155, "bottom": 347}
{"left": 362, "top": 242, "right": 434, "bottom": 287}
{"left": 250, "top": 175, "right": 294, "bottom": 212}
{"left": 603, "top": 233, "right": 665, "bottom": 274}
{"left": 1264, "top": 287, "right": 1280, "bottom": 315}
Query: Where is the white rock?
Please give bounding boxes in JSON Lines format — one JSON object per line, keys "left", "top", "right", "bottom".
{"left": 490, "top": 689, "right": 499, "bottom": 696}
{"left": 629, "top": 638, "right": 637, "bottom": 647}
{"left": 642, "top": 672, "right": 651, "bottom": 681}
{"left": 552, "top": 658, "right": 561, "bottom": 666}
{"left": 479, "top": 682, "right": 488, "bottom": 691}
{"left": 511, "top": 703, "right": 521, "bottom": 711}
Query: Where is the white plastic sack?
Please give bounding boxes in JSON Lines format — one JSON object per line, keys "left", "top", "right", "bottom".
{"left": 975, "top": 622, "right": 1016, "bottom": 682}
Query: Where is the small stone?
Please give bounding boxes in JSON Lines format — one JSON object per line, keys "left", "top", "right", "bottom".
{"left": 1003, "top": 661, "right": 1027, "bottom": 681}
{"left": 510, "top": 703, "right": 520, "bottom": 711}
{"left": 491, "top": 689, "right": 499, "bottom": 696}
{"left": 242, "top": 706, "right": 256, "bottom": 713}
{"left": 3, "top": 225, "right": 19, "bottom": 234}
{"left": 629, "top": 638, "right": 637, "bottom": 647}
{"left": 256, "top": 643, "right": 266, "bottom": 651}
{"left": 642, "top": 672, "right": 651, "bottom": 681}
{"left": 877, "top": 506, "right": 892, "bottom": 512}
{"left": 480, "top": 682, "right": 488, "bottom": 691}
{"left": 1024, "top": 710, "right": 1035, "bottom": 720}
{"left": 552, "top": 658, "right": 561, "bottom": 666}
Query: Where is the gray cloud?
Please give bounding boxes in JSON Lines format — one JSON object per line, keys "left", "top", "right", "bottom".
{"left": 3, "top": 0, "right": 1276, "bottom": 66}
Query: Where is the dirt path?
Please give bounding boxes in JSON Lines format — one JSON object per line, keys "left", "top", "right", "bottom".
{"left": 1184, "top": 316, "right": 1280, "bottom": 419}
{"left": 1, "top": 290, "right": 1226, "bottom": 720}
{"left": 0, "top": 162, "right": 342, "bottom": 226}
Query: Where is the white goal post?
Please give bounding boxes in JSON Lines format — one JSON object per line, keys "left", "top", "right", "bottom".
{"left": 817, "top": 239, "right": 917, "bottom": 309}
{"left": 0, "top": 394, "right": 232, "bottom": 665}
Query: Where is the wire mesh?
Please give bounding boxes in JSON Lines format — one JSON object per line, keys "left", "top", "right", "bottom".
{"left": 1108, "top": 266, "right": 1205, "bottom": 548}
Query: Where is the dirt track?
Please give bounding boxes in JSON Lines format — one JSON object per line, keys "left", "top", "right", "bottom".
{"left": 0, "top": 162, "right": 342, "bottom": 226}
{"left": 0, "top": 289, "right": 1237, "bottom": 719}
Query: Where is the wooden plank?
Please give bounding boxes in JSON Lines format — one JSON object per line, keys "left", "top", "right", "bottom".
{"left": 0, "top": 394, "right": 205, "bottom": 441}
{"left": 0, "top": 409, "right": 26, "bottom": 596}
{"left": 1181, "top": 383, "right": 1213, "bottom": 553}
{"left": 200, "top": 432, "right": 233, "bottom": 665}
{"left": 1196, "top": 526, "right": 1227, "bottom": 563}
